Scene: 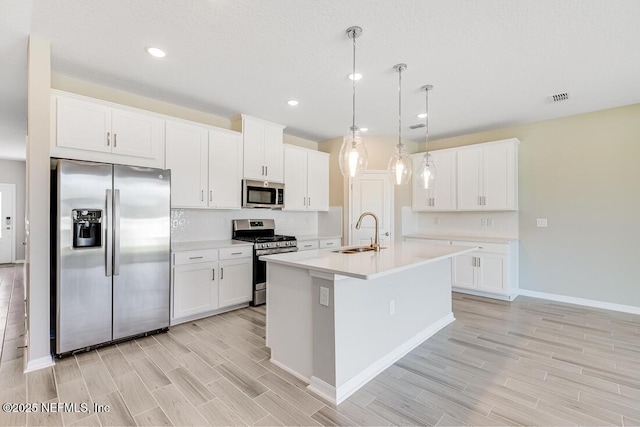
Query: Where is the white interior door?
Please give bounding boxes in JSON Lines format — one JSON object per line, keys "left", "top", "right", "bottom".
{"left": 0, "top": 183, "right": 16, "bottom": 264}
{"left": 350, "top": 171, "right": 393, "bottom": 245}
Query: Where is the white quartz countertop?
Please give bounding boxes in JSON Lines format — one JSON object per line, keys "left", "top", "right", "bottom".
{"left": 172, "top": 240, "right": 253, "bottom": 252}
{"left": 260, "top": 241, "right": 476, "bottom": 280}
{"left": 295, "top": 234, "right": 342, "bottom": 241}
{"left": 403, "top": 234, "right": 518, "bottom": 244}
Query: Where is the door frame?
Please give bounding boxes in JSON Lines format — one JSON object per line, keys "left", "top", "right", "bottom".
{"left": 345, "top": 170, "right": 394, "bottom": 245}
{"left": 0, "top": 183, "right": 17, "bottom": 264}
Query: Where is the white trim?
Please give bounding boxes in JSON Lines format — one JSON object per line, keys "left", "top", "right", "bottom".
{"left": 453, "top": 287, "right": 518, "bottom": 301}
{"left": 269, "top": 358, "right": 310, "bottom": 385}
{"left": 333, "top": 312, "right": 455, "bottom": 404}
{"left": 24, "top": 355, "right": 55, "bottom": 373}
{"left": 307, "top": 377, "right": 337, "bottom": 405}
{"left": 0, "top": 182, "right": 17, "bottom": 264}
{"left": 14, "top": 259, "right": 25, "bottom": 264}
{"left": 518, "top": 289, "right": 640, "bottom": 315}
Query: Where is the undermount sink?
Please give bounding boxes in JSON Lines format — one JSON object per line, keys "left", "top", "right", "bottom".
{"left": 334, "top": 246, "right": 387, "bottom": 254}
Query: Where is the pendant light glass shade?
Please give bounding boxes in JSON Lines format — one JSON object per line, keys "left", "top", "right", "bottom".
{"left": 339, "top": 26, "right": 368, "bottom": 178}
{"left": 388, "top": 143, "right": 411, "bottom": 185}
{"left": 339, "top": 126, "right": 368, "bottom": 178}
{"left": 418, "top": 152, "right": 437, "bottom": 190}
{"left": 419, "top": 84, "right": 436, "bottom": 192}
{"left": 388, "top": 63, "right": 411, "bottom": 185}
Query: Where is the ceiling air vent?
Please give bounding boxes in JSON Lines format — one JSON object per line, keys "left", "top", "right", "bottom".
{"left": 550, "top": 92, "right": 570, "bottom": 102}
{"left": 409, "top": 123, "right": 426, "bottom": 130}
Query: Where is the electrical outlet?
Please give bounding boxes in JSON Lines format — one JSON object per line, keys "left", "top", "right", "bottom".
{"left": 481, "top": 218, "right": 487, "bottom": 226}
{"left": 320, "top": 287, "right": 329, "bottom": 306}
{"left": 487, "top": 218, "right": 494, "bottom": 227}
{"left": 389, "top": 300, "right": 395, "bottom": 315}
{"left": 537, "top": 218, "right": 548, "bottom": 228}
{"left": 171, "top": 219, "right": 179, "bottom": 228}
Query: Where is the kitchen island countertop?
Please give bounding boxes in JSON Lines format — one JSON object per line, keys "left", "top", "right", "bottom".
{"left": 260, "top": 240, "right": 475, "bottom": 280}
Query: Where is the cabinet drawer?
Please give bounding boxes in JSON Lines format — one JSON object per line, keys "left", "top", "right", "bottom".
{"left": 219, "top": 246, "right": 253, "bottom": 260}
{"left": 298, "top": 240, "right": 319, "bottom": 251}
{"left": 319, "top": 238, "right": 341, "bottom": 249}
{"left": 452, "top": 241, "right": 509, "bottom": 254}
{"left": 174, "top": 249, "right": 219, "bottom": 265}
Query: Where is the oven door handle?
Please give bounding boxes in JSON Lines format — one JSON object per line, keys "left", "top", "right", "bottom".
{"left": 256, "top": 247, "right": 298, "bottom": 256}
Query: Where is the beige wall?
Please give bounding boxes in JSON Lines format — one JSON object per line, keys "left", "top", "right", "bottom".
{"left": 26, "top": 36, "right": 52, "bottom": 368}
{"left": 52, "top": 74, "right": 318, "bottom": 149}
{"left": 0, "top": 159, "right": 26, "bottom": 260}
{"left": 420, "top": 103, "right": 640, "bottom": 306}
{"left": 319, "top": 136, "right": 419, "bottom": 242}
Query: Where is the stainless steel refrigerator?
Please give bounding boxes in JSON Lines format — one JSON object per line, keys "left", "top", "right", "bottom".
{"left": 53, "top": 159, "right": 171, "bottom": 355}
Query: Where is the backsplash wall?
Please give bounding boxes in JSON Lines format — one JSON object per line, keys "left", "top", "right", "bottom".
{"left": 171, "top": 209, "right": 318, "bottom": 242}
{"left": 402, "top": 207, "right": 518, "bottom": 238}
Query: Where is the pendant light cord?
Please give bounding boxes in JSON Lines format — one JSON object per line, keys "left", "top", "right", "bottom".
{"left": 398, "top": 67, "right": 402, "bottom": 149}
{"left": 351, "top": 30, "right": 357, "bottom": 142}
{"left": 425, "top": 87, "right": 429, "bottom": 153}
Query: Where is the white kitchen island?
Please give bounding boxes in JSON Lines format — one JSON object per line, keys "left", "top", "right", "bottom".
{"left": 260, "top": 241, "right": 475, "bottom": 404}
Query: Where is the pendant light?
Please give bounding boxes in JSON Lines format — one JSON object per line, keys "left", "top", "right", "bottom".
{"left": 387, "top": 63, "right": 411, "bottom": 186}
{"left": 339, "top": 26, "right": 368, "bottom": 178}
{"left": 418, "top": 84, "right": 437, "bottom": 191}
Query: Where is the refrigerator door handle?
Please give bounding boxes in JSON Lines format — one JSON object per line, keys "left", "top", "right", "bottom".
{"left": 113, "top": 189, "right": 121, "bottom": 275}
{"left": 105, "top": 189, "right": 113, "bottom": 277}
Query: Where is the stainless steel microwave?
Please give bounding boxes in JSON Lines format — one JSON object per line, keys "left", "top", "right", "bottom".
{"left": 242, "top": 179, "right": 284, "bottom": 209}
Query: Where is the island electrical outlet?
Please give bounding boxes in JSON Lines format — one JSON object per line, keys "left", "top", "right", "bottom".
{"left": 320, "top": 286, "right": 330, "bottom": 306}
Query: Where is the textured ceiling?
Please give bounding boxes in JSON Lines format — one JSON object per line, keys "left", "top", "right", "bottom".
{"left": 2, "top": 0, "right": 640, "bottom": 160}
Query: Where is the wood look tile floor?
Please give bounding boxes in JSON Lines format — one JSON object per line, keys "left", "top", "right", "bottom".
{"left": 1, "top": 263, "right": 640, "bottom": 426}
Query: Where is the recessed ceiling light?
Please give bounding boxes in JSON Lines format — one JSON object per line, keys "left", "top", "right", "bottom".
{"left": 360, "top": 127, "right": 368, "bottom": 132}
{"left": 287, "top": 99, "right": 299, "bottom": 106}
{"left": 146, "top": 47, "right": 166, "bottom": 58}
{"left": 417, "top": 113, "right": 427, "bottom": 118}
{"left": 348, "top": 73, "right": 363, "bottom": 81}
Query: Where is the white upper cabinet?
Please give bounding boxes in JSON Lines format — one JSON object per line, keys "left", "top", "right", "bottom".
{"left": 232, "top": 114, "right": 285, "bottom": 183}
{"left": 52, "top": 91, "right": 164, "bottom": 168}
{"left": 165, "top": 119, "right": 242, "bottom": 209}
{"left": 457, "top": 138, "right": 518, "bottom": 211}
{"left": 283, "top": 145, "right": 329, "bottom": 211}
{"left": 165, "top": 120, "right": 208, "bottom": 208}
{"left": 208, "top": 128, "right": 242, "bottom": 209}
{"left": 411, "top": 150, "right": 457, "bottom": 211}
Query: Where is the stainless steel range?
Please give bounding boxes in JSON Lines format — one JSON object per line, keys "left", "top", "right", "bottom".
{"left": 232, "top": 219, "right": 297, "bottom": 306}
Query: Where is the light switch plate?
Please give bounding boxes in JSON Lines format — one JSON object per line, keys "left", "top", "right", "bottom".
{"left": 537, "top": 218, "right": 548, "bottom": 227}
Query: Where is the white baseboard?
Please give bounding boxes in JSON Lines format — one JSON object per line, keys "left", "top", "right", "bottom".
{"left": 452, "top": 287, "right": 517, "bottom": 301}
{"left": 269, "top": 358, "right": 310, "bottom": 385}
{"left": 308, "top": 377, "right": 337, "bottom": 405}
{"left": 24, "top": 355, "right": 55, "bottom": 373}
{"left": 518, "top": 289, "right": 640, "bottom": 315}
{"left": 333, "top": 312, "right": 455, "bottom": 405}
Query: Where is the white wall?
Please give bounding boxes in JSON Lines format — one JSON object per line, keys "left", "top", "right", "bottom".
{"left": 0, "top": 159, "right": 26, "bottom": 260}
{"left": 420, "top": 103, "right": 640, "bottom": 307}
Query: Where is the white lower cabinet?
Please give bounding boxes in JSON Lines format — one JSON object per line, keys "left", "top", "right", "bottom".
{"left": 171, "top": 246, "right": 252, "bottom": 325}
{"left": 451, "top": 240, "right": 518, "bottom": 300}
{"left": 219, "top": 258, "right": 252, "bottom": 308}
{"left": 173, "top": 261, "right": 218, "bottom": 319}
{"left": 298, "top": 240, "right": 320, "bottom": 251}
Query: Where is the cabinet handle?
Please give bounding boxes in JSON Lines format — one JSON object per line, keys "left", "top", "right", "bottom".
{"left": 107, "top": 132, "right": 111, "bottom": 146}
{"left": 483, "top": 196, "right": 487, "bottom": 205}
{"left": 212, "top": 269, "right": 215, "bottom": 280}
{"left": 221, "top": 267, "right": 224, "bottom": 280}
{"left": 209, "top": 190, "right": 213, "bottom": 202}
{"left": 303, "top": 197, "right": 306, "bottom": 206}
{"left": 265, "top": 166, "right": 268, "bottom": 176}
{"left": 189, "top": 256, "right": 204, "bottom": 260}
{"left": 326, "top": 242, "right": 334, "bottom": 246}
{"left": 113, "top": 133, "right": 117, "bottom": 148}
{"left": 201, "top": 190, "right": 204, "bottom": 202}
{"left": 473, "top": 257, "right": 477, "bottom": 267}
{"left": 231, "top": 252, "right": 242, "bottom": 255}
{"left": 308, "top": 196, "right": 311, "bottom": 206}
{"left": 477, "top": 257, "right": 481, "bottom": 267}
{"left": 261, "top": 166, "right": 264, "bottom": 176}
{"left": 304, "top": 244, "right": 312, "bottom": 248}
